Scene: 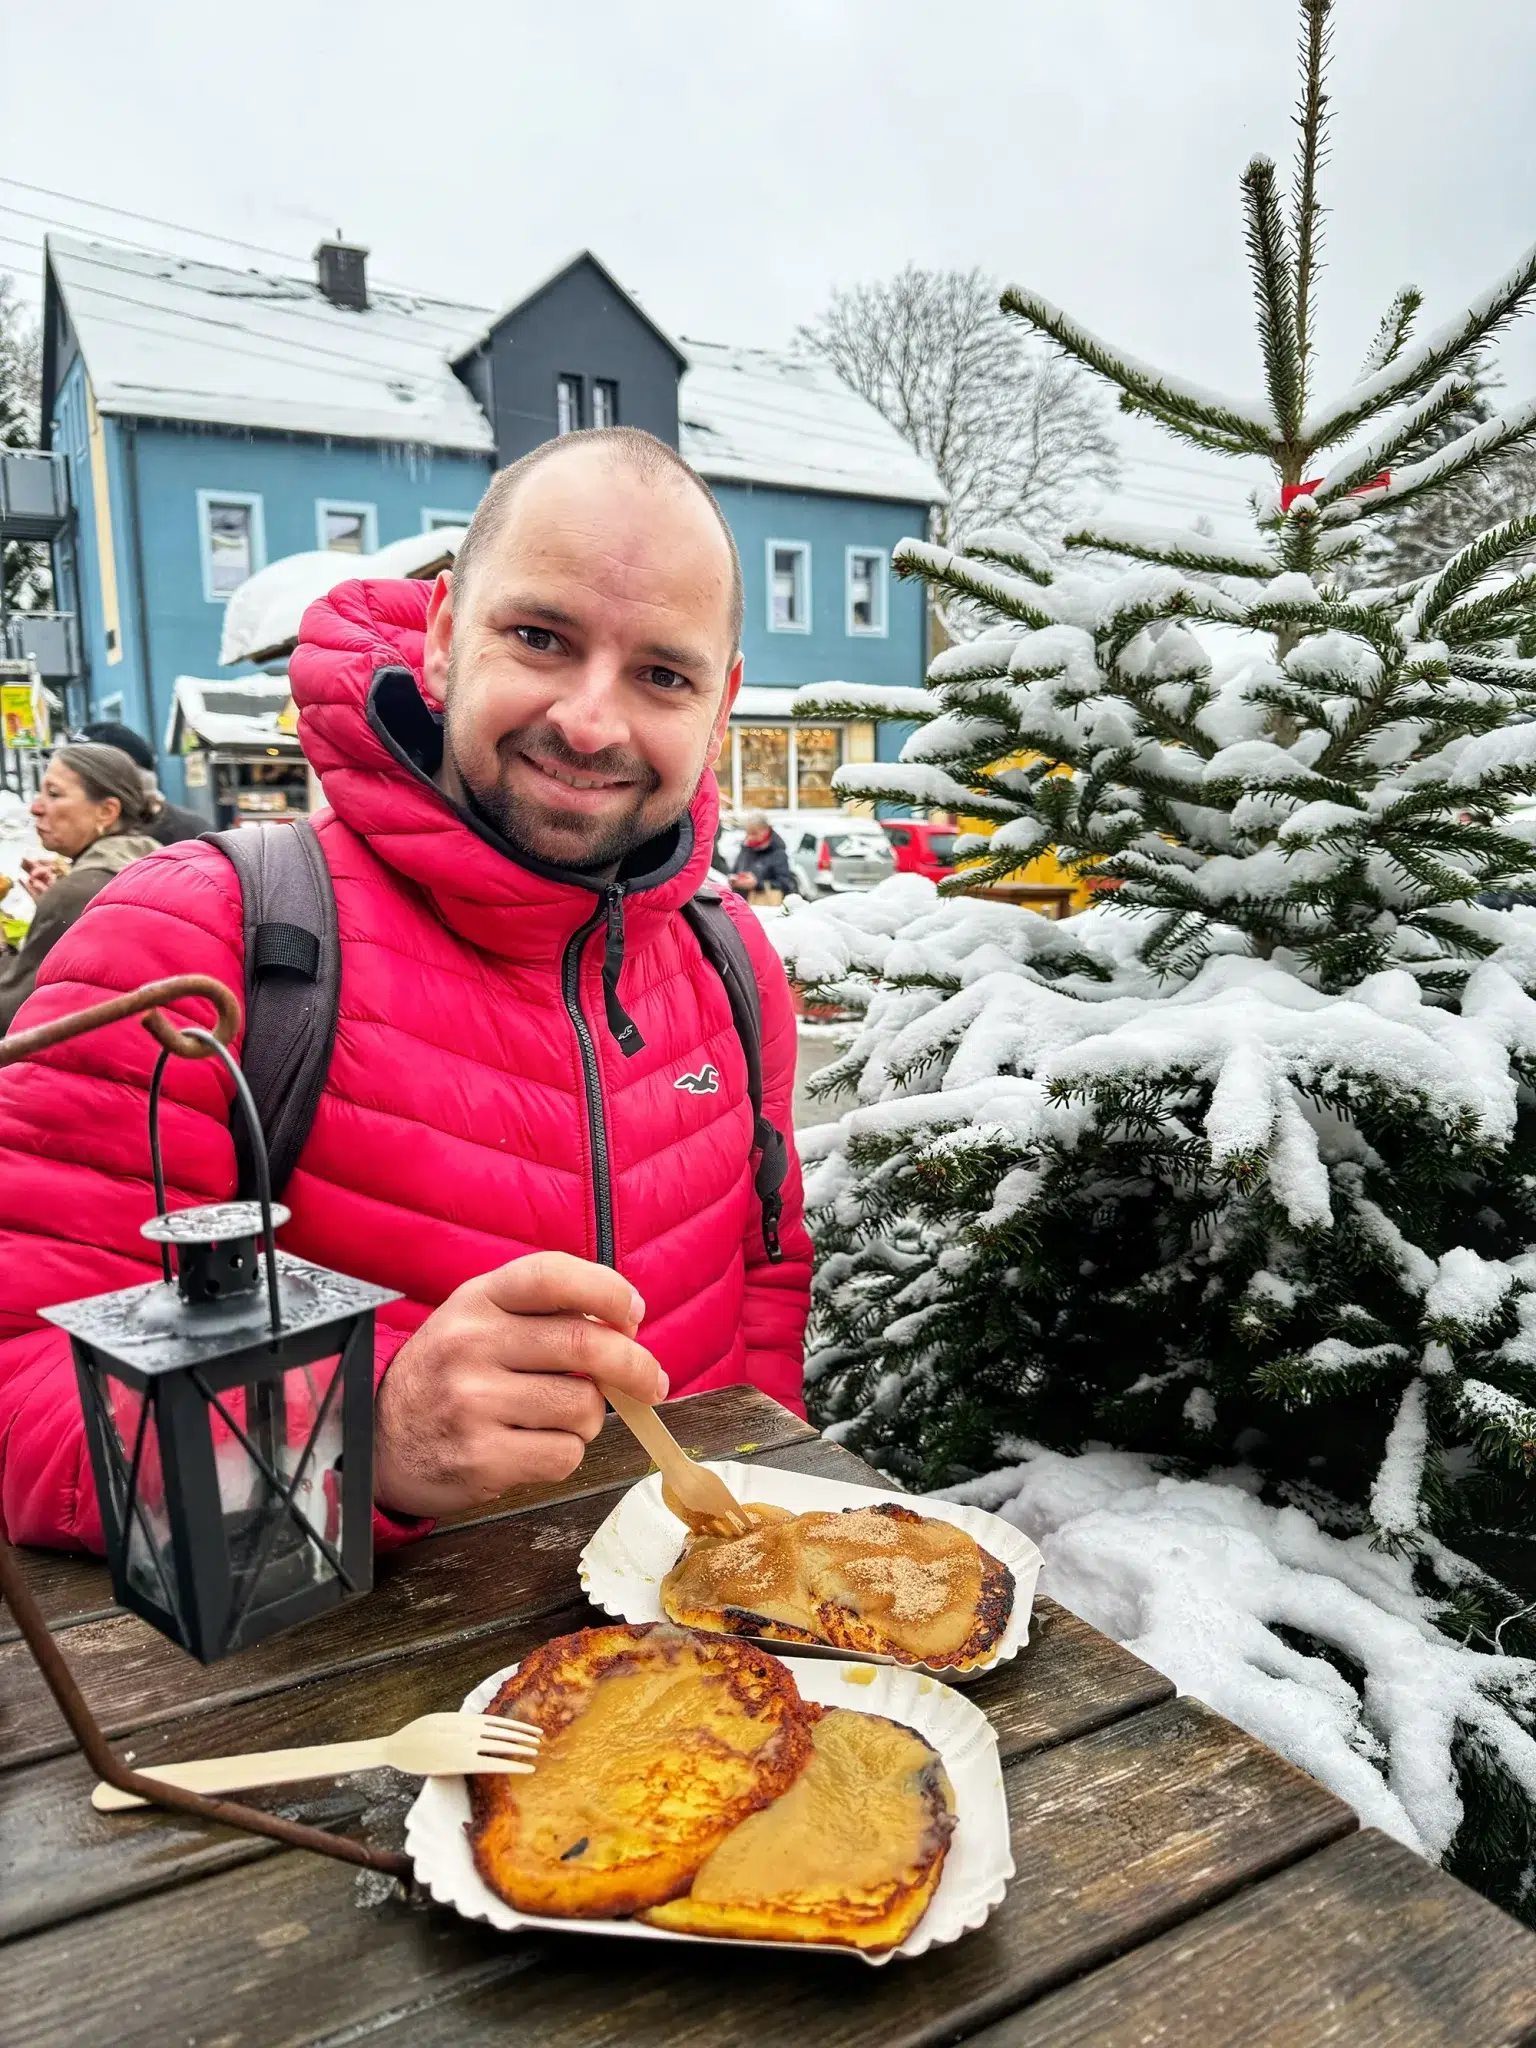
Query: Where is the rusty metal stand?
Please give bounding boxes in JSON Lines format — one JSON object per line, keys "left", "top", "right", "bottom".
{"left": 0, "top": 1538, "right": 410, "bottom": 1877}
{"left": 0, "top": 975, "right": 410, "bottom": 1878}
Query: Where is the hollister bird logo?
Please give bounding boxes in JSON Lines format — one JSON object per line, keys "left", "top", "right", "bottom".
{"left": 674, "top": 1064, "right": 720, "bottom": 1096}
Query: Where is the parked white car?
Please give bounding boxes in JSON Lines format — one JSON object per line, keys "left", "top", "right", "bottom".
{"left": 713, "top": 813, "right": 895, "bottom": 898}
{"left": 783, "top": 820, "right": 896, "bottom": 898}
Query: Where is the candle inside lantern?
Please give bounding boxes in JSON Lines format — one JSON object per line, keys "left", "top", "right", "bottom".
{"left": 42, "top": 1197, "right": 398, "bottom": 1663}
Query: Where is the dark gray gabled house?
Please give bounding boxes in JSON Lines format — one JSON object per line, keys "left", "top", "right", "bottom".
{"left": 453, "top": 251, "right": 686, "bottom": 463}
{"left": 32, "top": 231, "right": 943, "bottom": 813}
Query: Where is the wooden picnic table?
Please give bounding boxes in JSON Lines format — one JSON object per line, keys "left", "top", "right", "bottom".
{"left": 2, "top": 1384, "right": 1535, "bottom": 2046}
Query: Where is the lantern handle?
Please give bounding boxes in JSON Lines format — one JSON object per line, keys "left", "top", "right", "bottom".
{"left": 174, "top": 1026, "right": 284, "bottom": 1341}
{"left": 0, "top": 973, "right": 240, "bottom": 1069}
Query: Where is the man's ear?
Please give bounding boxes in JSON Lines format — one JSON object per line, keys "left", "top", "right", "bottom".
{"left": 706, "top": 653, "right": 744, "bottom": 768}
{"left": 422, "top": 572, "right": 454, "bottom": 707}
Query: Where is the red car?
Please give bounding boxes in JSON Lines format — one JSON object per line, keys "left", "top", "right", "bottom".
{"left": 882, "top": 818, "right": 960, "bottom": 883}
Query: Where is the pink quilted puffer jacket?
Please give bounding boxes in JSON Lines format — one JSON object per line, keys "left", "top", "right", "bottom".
{"left": 0, "top": 578, "right": 810, "bottom": 1552}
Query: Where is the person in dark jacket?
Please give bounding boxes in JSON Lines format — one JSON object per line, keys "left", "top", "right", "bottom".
{"left": 78, "top": 720, "right": 207, "bottom": 845}
{"left": 727, "top": 810, "right": 799, "bottom": 898}
{"left": 0, "top": 744, "right": 160, "bottom": 1031}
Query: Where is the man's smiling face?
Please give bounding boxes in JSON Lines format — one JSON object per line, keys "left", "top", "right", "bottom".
{"left": 422, "top": 442, "right": 742, "bottom": 874}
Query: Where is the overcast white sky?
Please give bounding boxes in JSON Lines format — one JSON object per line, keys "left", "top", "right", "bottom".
{"left": 6, "top": 0, "right": 1536, "bottom": 537}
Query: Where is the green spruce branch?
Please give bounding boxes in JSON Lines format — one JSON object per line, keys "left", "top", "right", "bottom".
{"left": 1291, "top": 0, "right": 1333, "bottom": 389}
{"left": 1243, "top": 153, "right": 1305, "bottom": 443}
{"left": 1356, "top": 286, "right": 1424, "bottom": 380}
{"left": 1303, "top": 244, "right": 1536, "bottom": 451}
{"left": 997, "top": 285, "right": 1281, "bottom": 454}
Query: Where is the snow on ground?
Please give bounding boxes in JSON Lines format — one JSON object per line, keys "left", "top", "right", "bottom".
{"left": 939, "top": 1447, "right": 1536, "bottom": 1858}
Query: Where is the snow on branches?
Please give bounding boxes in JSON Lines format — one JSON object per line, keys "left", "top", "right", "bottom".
{"left": 782, "top": 0, "right": 1536, "bottom": 1914}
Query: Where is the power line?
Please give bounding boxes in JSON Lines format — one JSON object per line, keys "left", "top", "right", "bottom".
{"left": 0, "top": 210, "right": 488, "bottom": 348}
{"left": 33, "top": 302, "right": 461, "bottom": 400}
{"left": 0, "top": 230, "right": 46, "bottom": 265}
{"left": 0, "top": 172, "right": 491, "bottom": 310}
{"left": 60, "top": 277, "right": 466, "bottom": 381}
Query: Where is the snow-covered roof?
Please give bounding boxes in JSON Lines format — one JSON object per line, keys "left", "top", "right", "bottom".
{"left": 679, "top": 341, "right": 947, "bottom": 508}
{"left": 47, "top": 236, "right": 493, "bottom": 452}
{"left": 44, "top": 236, "right": 941, "bottom": 511}
{"left": 219, "top": 527, "right": 465, "bottom": 666}
{"left": 166, "top": 675, "right": 300, "bottom": 754}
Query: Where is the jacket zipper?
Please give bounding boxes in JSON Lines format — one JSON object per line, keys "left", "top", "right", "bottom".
{"left": 561, "top": 893, "right": 616, "bottom": 1267}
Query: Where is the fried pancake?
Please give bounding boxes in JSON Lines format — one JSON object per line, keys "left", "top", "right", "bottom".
{"left": 468, "top": 1623, "right": 813, "bottom": 1918}
{"left": 642, "top": 1706, "right": 956, "bottom": 1951}
{"left": 660, "top": 1501, "right": 1014, "bottom": 1670}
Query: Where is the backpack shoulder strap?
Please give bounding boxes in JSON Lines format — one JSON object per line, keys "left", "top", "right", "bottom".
{"left": 201, "top": 818, "right": 341, "bottom": 1202}
{"left": 682, "top": 884, "right": 788, "bottom": 1263}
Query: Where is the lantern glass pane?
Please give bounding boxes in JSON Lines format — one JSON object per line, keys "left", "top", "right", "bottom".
{"left": 214, "top": 1357, "right": 346, "bottom": 1616}
{"left": 103, "top": 1375, "right": 183, "bottom": 1628}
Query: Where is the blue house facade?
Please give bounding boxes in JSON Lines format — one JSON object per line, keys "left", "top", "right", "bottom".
{"left": 38, "top": 238, "right": 942, "bottom": 814}
{"left": 48, "top": 374, "right": 489, "bottom": 800}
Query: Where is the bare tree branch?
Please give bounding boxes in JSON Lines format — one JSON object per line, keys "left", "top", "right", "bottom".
{"left": 798, "top": 266, "right": 1119, "bottom": 628}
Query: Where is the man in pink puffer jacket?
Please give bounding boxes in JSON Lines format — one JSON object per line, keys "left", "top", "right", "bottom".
{"left": 0, "top": 427, "right": 811, "bottom": 1550}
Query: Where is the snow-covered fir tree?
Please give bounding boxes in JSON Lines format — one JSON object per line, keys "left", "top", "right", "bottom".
{"left": 778, "top": 0, "right": 1536, "bottom": 1917}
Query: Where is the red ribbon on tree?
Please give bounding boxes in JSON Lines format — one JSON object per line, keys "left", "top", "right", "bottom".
{"left": 1280, "top": 471, "right": 1391, "bottom": 511}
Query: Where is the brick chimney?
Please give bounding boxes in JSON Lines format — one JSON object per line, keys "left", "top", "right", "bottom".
{"left": 314, "top": 239, "right": 369, "bottom": 311}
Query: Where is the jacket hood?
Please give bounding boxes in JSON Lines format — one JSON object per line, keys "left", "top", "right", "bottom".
{"left": 290, "top": 578, "right": 722, "bottom": 962}
{"left": 74, "top": 832, "right": 160, "bottom": 875}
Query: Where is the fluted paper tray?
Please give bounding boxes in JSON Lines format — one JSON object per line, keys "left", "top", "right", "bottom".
{"left": 579, "top": 1459, "right": 1043, "bottom": 1682}
{"left": 404, "top": 1651, "right": 1014, "bottom": 1964}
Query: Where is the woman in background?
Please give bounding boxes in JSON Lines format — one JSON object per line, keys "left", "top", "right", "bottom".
{"left": 0, "top": 745, "right": 160, "bottom": 1032}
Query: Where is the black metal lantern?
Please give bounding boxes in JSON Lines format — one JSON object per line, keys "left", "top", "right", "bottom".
{"left": 37, "top": 1005, "right": 398, "bottom": 1663}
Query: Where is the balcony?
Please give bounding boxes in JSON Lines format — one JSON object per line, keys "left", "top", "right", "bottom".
{"left": 2, "top": 612, "right": 82, "bottom": 682}
{"left": 0, "top": 451, "right": 70, "bottom": 542}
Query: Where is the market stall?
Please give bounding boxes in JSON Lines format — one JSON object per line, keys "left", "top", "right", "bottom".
{"left": 164, "top": 675, "right": 312, "bottom": 829}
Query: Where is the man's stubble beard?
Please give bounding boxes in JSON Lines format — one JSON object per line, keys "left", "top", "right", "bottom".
{"left": 442, "top": 674, "right": 697, "bottom": 875}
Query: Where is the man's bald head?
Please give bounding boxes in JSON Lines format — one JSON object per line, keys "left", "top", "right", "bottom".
{"left": 421, "top": 423, "right": 745, "bottom": 875}
{"left": 453, "top": 426, "right": 744, "bottom": 657}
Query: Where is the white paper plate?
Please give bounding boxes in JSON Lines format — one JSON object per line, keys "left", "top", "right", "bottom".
{"left": 578, "top": 1461, "right": 1043, "bottom": 1682}
{"left": 404, "top": 1650, "right": 1014, "bottom": 1965}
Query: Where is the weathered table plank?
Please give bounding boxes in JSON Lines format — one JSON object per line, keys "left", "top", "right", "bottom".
{"left": 0, "top": 1698, "right": 1354, "bottom": 2048}
{"left": 0, "top": 1593, "right": 1170, "bottom": 1945}
{"left": 0, "top": 1384, "right": 815, "bottom": 1639}
{"left": 0, "top": 1435, "right": 862, "bottom": 1769}
{"left": 0, "top": 1599, "right": 592, "bottom": 1942}
{"left": 975, "top": 1828, "right": 1536, "bottom": 2048}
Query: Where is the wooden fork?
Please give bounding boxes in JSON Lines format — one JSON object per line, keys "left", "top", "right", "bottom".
{"left": 599, "top": 1384, "right": 755, "bottom": 1537}
{"left": 92, "top": 1711, "right": 541, "bottom": 1812}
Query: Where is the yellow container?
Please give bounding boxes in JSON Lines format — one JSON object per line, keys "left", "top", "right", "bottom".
{"left": 958, "top": 751, "right": 1101, "bottom": 914}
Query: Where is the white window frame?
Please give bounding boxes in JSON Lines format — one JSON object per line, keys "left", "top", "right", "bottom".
{"left": 196, "top": 488, "right": 266, "bottom": 605}
{"left": 316, "top": 498, "right": 378, "bottom": 555}
{"left": 766, "top": 539, "right": 811, "bottom": 634}
{"left": 591, "top": 378, "right": 619, "bottom": 429}
{"left": 845, "top": 545, "right": 889, "bottom": 637}
{"left": 421, "top": 507, "right": 475, "bottom": 532}
{"left": 556, "top": 374, "right": 584, "bottom": 436}
{"left": 719, "top": 719, "right": 847, "bottom": 815}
